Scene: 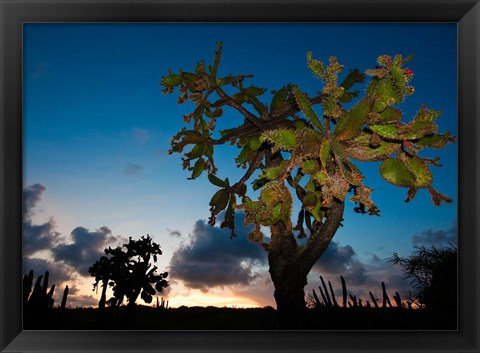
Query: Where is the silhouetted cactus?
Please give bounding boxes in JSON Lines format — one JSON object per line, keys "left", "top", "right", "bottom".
{"left": 89, "top": 235, "right": 169, "bottom": 328}
{"left": 319, "top": 276, "right": 332, "bottom": 307}
{"left": 89, "top": 235, "right": 169, "bottom": 309}
{"left": 156, "top": 297, "right": 169, "bottom": 310}
{"left": 25, "top": 270, "right": 55, "bottom": 312}
{"left": 328, "top": 280, "right": 338, "bottom": 307}
{"left": 381, "top": 281, "right": 393, "bottom": 308}
{"left": 318, "top": 285, "right": 329, "bottom": 307}
{"left": 23, "top": 270, "right": 34, "bottom": 305}
{"left": 349, "top": 294, "right": 358, "bottom": 307}
{"left": 24, "top": 270, "right": 69, "bottom": 311}
{"left": 61, "top": 285, "right": 69, "bottom": 309}
{"left": 369, "top": 291, "right": 380, "bottom": 309}
{"left": 311, "top": 276, "right": 409, "bottom": 311}
{"left": 312, "top": 289, "right": 322, "bottom": 308}
{"left": 24, "top": 270, "right": 69, "bottom": 329}
{"left": 340, "top": 275, "right": 347, "bottom": 308}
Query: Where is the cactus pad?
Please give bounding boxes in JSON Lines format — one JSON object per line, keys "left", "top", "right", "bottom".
{"left": 379, "top": 158, "right": 416, "bottom": 187}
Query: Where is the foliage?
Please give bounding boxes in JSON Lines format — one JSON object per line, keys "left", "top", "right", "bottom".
{"left": 160, "top": 43, "right": 454, "bottom": 327}
{"left": 161, "top": 42, "right": 454, "bottom": 241}
{"left": 391, "top": 245, "right": 457, "bottom": 309}
{"left": 88, "top": 235, "right": 169, "bottom": 307}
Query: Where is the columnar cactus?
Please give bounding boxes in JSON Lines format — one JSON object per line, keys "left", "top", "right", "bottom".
{"left": 161, "top": 43, "right": 454, "bottom": 328}
{"left": 60, "top": 285, "right": 69, "bottom": 310}
{"left": 24, "top": 270, "right": 55, "bottom": 312}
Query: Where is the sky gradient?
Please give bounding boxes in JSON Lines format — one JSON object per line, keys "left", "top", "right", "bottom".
{"left": 23, "top": 23, "right": 457, "bottom": 308}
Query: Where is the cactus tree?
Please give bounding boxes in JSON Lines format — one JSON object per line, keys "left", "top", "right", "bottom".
{"left": 160, "top": 43, "right": 454, "bottom": 328}
{"left": 89, "top": 235, "right": 169, "bottom": 309}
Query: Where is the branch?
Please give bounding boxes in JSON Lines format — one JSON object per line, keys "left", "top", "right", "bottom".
{"left": 286, "top": 174, "right": 306, "bottom": 201}
{"left": 270, "top": 92, "right": 326, "bottom": 122}
{"left": 231, "top": 150, "right": 265, "bottom": 194}
{"left": 206, "top": 117, "right": 294, "bottom": 146}
{"left": 215, "top": 86, "right": 266, "bottom": 130}
{"left": 207, "top": 123, "right": 259, "bottom": 145}
{"left": 297, "top": 200, "right": 345, "bottom": 275}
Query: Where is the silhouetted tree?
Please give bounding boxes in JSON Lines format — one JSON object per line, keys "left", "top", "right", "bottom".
{"left": 391, "top": 245, "right": 457, "bottom": 314}
{"left": 161, "top": 43, "right": 454, "bottom": 328}
{"left": 89, "top": 235, "right": 169, "bottom": 326}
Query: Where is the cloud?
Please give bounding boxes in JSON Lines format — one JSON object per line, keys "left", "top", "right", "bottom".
{"left": 169, "top": 213, "right": 267, "bottom": 292}
{"left": 167, "top": 229, "right": 182, "bottom": 237}
{"left": 369, "top": 253, "right": 383, "bottom": 264}
{"left": 124, "top": 162, "right": 144, "bottom": 175}
{"left": 68, "top": 294, "right": 99, "bottom": 308}
{"left": 23, "top": 183, "right": 46, "bottom": 217}
{"left": 23, "top": 184, "right": 60, "bottom": 255}
{"left": 411, "top": 220, "right": 457, "bottom": 247}
{"left": 309, "top": 240, "right": 410, "bottom": 301}
{"left": 22, "top": 263, "right": 99, "bottom": 308}
{"left": 312, "top": 240, "right": 379, "bottom": 288}
{"left": 343, "top": 262, "right": 370, "bottom": 286}
{"left": 23, "top": 257, "right": 74, "bottom": 286}
{"left": 22, "top": 184, "right": 133, "bottom": 308}
{"left": 132, "top": 127, "right": 149, "bottom": 144}
{"left": 314, "top": 241, "right": 356, "bottom": 274}
{"left": 23, "top": 219, "right": 60, "bottom": 256}
{"left": 310, "top": 256, "right": 412, "bottom": 305}
{"left": 313, "top": 241, "right": 376, "bottom": 291}
{"left": 309, "top": 221, "right": 459, "bottom": 302}
{"left": 233, "top": 272, "right": 276, "bottom": 307}
{"left": 52, "top": 226, "right": 120, "bottom": 275}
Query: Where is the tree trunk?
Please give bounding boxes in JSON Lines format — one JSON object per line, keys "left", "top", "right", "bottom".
{"left": 268, "top": 222, "right": 308, "bottom": 329}
{"left": 271, "top": 268, "right": 308, "bottom": 329}
{"left": 268, "top": 201, "right": 345, "bottom": 329}
{"left": 99, "top": 279, "right": 108, "bottom": 310}
{"left": 122, "top": 289, "right": 141, "bottom": 329}
{"left": 96, "top": 279, "right": 109, "bottom": 326}
{"left": 263, "top": 151, "right": 345, "bottom": 328}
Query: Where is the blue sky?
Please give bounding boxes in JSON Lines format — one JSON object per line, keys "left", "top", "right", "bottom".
{"left": 23, "top": 23, "right": 457, "bottom": 308}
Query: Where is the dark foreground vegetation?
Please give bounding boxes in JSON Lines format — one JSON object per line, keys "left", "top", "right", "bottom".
{"left": 23, "top": 245, "right": 456, "bottom": 330}
{"left": 24, "top": 304, "right": 455, "bottom": 330}
{"left": 24, "top": 269, "right": 455, "bottom": 331}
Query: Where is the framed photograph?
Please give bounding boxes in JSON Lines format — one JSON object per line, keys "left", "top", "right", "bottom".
{"left": 1, "top": 0, "right": 479, "bottom": 352}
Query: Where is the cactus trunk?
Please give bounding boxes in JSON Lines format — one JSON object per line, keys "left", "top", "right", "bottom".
{"left": 23, "top": 270, "right": 34, "bottom": 305}
{"left": 61, "top": 286, "right": 69, "bottom": 309}
{"left": 341, "top": 275, "right": 347, "bottom": 308}
{"left": 268, "top": 222, "right": 307, "bottom": 328}
{"left": 272, "top": 275, "right": 307, "bottom": 329}
{"left": 319, "top": 276, "right": 332, "bottom": 306}
{"left": 312, "top": 289, "right": 322, "bottom": 308}
{"left": 99, "top": 278, "right": 109, "bottom": 310}
{"left": 381, "top": 282, "right": 392, "bottom": 308}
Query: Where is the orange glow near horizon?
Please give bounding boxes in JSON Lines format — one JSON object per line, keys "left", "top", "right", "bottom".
{"left": 64, "top": 277, "right": 273, "bottom": 309}
{"left": 157, "top": 282, "right": 271, "bottom": 308}
{"left": 165, "top": 293, "right": 262, "bottom": 308}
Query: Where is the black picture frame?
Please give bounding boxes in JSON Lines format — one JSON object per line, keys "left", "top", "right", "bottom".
{"left": 1, "top": 0, "right": 478, "bottom": 352}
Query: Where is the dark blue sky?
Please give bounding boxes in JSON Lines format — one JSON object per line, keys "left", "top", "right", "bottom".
{"left": 23, "top": 23, "right": 457, "bottom": 307}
